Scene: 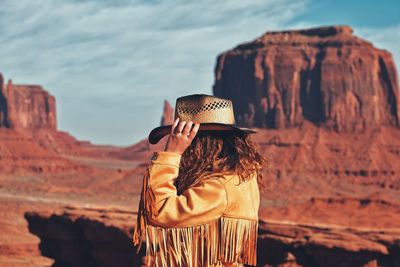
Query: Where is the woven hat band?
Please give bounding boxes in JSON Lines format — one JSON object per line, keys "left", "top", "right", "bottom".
{"left": 174, "top": 95, "right": 236, "bottom": 124}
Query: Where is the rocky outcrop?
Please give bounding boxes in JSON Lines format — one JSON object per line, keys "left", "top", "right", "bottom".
{"left": 25, "top": 207, "right": 144, "bottom": 267}
{"left": 0, "top": 73, "right": 139, "bottom": 170}
{"left": 0, "top": 74, "right": 57, "bottom": 130}
{"left": 25, "top": 207, "right": 400, "bottom": 267}
{"left": 257, "top": 220, "right": 400, "bottom": 267}
{"left": 160, "top": 100, "right": 174, "bottom": 126}
{"left": 213, "top": 25, "right": 400, "bottom": 132}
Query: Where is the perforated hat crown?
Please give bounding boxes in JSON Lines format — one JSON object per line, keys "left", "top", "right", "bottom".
{"left": 148, "top": 94, "right": 256, "bottom": 144}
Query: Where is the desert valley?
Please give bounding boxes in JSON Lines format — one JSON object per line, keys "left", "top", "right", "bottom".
{"left": 0, "top": 26, "right": 399, "bottom": 267}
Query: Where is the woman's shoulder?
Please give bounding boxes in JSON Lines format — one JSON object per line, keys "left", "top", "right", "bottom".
{"left": 215, "top": 171, "right": 257, "bottom": 186}
{"left": 198, "top": 171, "right": 257, "bottom": 189}
{"left": 215, "top": 172, "right": 237, "bottom": 185}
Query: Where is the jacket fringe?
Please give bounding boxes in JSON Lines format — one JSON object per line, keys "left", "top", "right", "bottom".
{"left": 132, "top": 167, "right": 258, "bottom": 266}
{"left": 141, "top": 216, "right": 258, "bottom": 267}
{"left": 133, "top": 167, "right": 158, "bottom": 252}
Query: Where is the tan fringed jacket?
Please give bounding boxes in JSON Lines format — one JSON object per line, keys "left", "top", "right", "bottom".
{"left": 133, "top": 151, "right": 260, "bottom": 267}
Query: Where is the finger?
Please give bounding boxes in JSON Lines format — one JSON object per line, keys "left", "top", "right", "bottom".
{"left": 182, "top": 121, "right": 193, "bottom": 136}
{"left": 188, "top": 123, "right": 200, "bottom": 139}
{"left": 175, "top": 121, "right": 186, "bottom": 134}
{"left": 171, "top": 118, "right": 180, "bottom": 134}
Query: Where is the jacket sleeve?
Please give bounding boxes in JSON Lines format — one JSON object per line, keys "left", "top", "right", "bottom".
{"left": 144, "top": 151, "right": 228, "bottom": 227}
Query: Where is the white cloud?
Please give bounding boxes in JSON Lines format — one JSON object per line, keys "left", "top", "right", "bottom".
{"left": 0, "top": 0, "right": 400, "bottom": 147}
{"left": 0, "top": 0, "right": 310, "bottom": 145}
{"left": 4, "top": 1, "right": 398, "bottom": 146}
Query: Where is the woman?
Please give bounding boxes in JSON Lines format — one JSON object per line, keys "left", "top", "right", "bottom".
{"left": 133, "top": 94, "right": 266, "bottom": 267}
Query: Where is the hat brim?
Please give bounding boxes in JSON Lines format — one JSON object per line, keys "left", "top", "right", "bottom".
{"left": 148, "top": 123, "right": 257, "bottom": 144}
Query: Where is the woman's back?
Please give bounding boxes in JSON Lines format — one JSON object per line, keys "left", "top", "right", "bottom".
{"left": 220, "top": 173, "right": 260, "bottom": 221}
{"left": 133, "top": 94, "right": 265, "bottom": 267}
{"left": 141, "top": 151, "right": 260, "bottom": 266}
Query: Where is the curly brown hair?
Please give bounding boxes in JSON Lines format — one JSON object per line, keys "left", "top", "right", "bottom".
{"left": 174, "top": 131, "right": 266, "bottom": 195}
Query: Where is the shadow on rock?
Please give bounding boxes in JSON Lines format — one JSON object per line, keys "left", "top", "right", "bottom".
{"left": 24, "top": 211, "right": 145, "bottom": 267}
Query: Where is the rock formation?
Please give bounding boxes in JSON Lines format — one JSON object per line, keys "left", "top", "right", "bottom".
{"left": 24, "top": 207, "right": 400, "bottom": 267}
{"left": 0, "top": 73, "right": 138, "bottom": 175}
{"left": 256, "top": 220, "right": 400, "bottom": 267}
{"left": 213, "top": 26, "right": 400, "bottom": 132}
{"left": 25, "top": 207, "right": 144, "bottom": 267}
{"left": 160, "top": 100, "right": 174, "bottom": 126}
{"left": 0, "top": 74, "right": 57, "bottom": 130}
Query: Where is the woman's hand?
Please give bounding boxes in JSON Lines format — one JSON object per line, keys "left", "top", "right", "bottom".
{"left": 164, "top": 118, "right": 200, "bottom": 155}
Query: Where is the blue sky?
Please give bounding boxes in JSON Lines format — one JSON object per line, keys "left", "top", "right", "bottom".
{"left": 0, "top": 0, "right": 399, "bottom": 146}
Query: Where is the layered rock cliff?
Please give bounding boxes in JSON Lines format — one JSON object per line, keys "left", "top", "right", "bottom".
{"left": 24, "top": 207, "right": 400, "bottom": 267}
{"left": 0, "top": 73, "right": 135, "bottom": 174}
{"left": 25, "top": 207, "right": 144, "bottom": 267}
{"left": 0, "top": 74, "right": 57, "bottom": 130}
{"left": 213, "top": 25, "right": 400, "bottom": 132}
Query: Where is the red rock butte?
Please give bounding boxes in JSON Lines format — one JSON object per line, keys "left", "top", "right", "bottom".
{"left": 0, "top": 75, "right": 57, "bottom": 130}
{"left": 213, "top": 25, "right": 400, "bottom": 132}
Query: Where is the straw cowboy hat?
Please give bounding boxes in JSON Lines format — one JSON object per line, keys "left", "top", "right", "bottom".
{"left": 148, "top": 94, "right": 257, "bottom": 144}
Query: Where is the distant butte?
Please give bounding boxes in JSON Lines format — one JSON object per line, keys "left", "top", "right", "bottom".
{"left": 0, "top": 75, "right": 57, "bottom": 130}
{"left": 213, "top": 25, "right": 400, "bottom": 132}
{"left": 160, "top": 100, "right": 174, "bottom": 126}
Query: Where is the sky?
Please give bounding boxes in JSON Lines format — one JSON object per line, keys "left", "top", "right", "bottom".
{"left": 0, "top": 0, "right": 399, "bottom": 146}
